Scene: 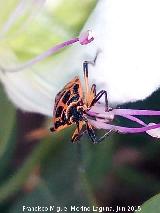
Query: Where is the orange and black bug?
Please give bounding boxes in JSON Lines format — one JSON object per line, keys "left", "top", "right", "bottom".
{"left": 50, "top": 61, "right": 109, "bottom": 143}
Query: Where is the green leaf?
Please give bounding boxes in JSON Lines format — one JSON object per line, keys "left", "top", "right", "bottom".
{"left": 41, "top": 141, "right": 91, "bottom": 206}
{"left": 7, "top": 130, "right": 115, "bottom": 212}
{"left": 8, "top": 133, "right": 93, "bottom": 212}
{"left": 0, "top": 86, "right": 16, "bottom": 178}
{"left": 82, "top": 133, "right": 115, "bottom": 188}
{"left": 140, "top": 193, "right": 160, "bottom": 213}
{"left": 0, "top": 86, "right": 16, "bottom": 158}
{"left": 0, "top": 128, "right": 73, "bottom": 203}
{"left": 10, "top": 182, "right": 60, "bottom": 213}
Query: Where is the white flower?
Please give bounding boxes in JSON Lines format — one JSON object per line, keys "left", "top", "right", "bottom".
{"left": 0, "top": 0, "right": 160, "bottom": 117}
{"left": 146, "top": 123, "right": 160, "bottom": 138}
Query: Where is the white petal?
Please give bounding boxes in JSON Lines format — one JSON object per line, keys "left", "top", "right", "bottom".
{"left": 146, "top": 123, "right": 160, "bottom": 138}
{"left": 0, "top": 47, "right": 54, "bottom": 116}
{"left": 67, "top": 0, "right": 160, "bottom": 105}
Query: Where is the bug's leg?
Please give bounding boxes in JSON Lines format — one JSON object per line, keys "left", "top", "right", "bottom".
{"left": 86, "top": 122, "right": 112, "bottom": 144}
{"left": 86, "top": 122, "right": 97, "bottom": 143}
{"left": 87, "top": 84, "right": 96, "bottom": 107}
{"left": 50, "top": 127, "right": 55, "bottom": 132}
{"left": 90, "top": 84, "right": 96, "bottom": 96}
{"left": 83, "top": 60, "right": 97, "bottom": 87}
{"left": 71, "top": 121, "right": 83, "bottom": 143}
{"left": 83, "top": 62, "right": 96, "bottom": 106}
{"left": 71, "top": 127, "right": 79, "bottom": 143}
{"left": 96, "top": 129, "right": 112, "bottom": 143}
{"left": 91, "top": 90, "right": 109, "bottom": 111}
{"left": 83, "top": 51, "right": 100, "bottom": 106}
{"left": 83, "top": 61, "right": 90, "bottom": 105}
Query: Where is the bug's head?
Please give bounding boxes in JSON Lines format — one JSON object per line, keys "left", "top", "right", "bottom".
{"left": 77, "top": 106, "right": 85, "bottom": 115}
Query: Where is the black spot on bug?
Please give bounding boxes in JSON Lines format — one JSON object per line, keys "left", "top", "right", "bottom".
{"left": 55, "top": 121, "right": 61, "bottom": 129}
{"left": 55, "top": 106, "right": 63, "bottom": 118}
{"left": 67, "top": 95, "right": 80, "bottom": 106}
{"left": 73, "top": 84, "right": 79, "bottom": 94}
{"left": 55, "top": 120, "right": 65, "bottom": 129}
{"left": 67, "top": 105, "right": 83, "bottom": 122}
{"left": 61, "top": 110, "right": 67, "bottom": 122}
{"left": 62, "top": 91, "right": 71, "bottom": 104}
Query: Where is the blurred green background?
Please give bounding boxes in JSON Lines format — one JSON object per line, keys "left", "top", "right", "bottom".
{"left": 0, "top": 1, "right": 160, "bottom": 213}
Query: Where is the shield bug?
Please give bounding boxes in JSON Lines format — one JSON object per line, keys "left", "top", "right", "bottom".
{"left": 50, "top": 61, "right": 110, "bottom": 143}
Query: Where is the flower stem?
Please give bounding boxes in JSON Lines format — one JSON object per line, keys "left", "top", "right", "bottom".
{"left": 77, "top": 144, "right": 98, "bottom": 206}
{"left": 80, "top": 168, "right": 99, "bottom": 206}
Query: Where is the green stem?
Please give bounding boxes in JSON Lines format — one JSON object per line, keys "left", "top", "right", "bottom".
{"left": 80, "top": 169, "right": 99, "bottom": 206}
{"left": 77, "top": 144, "right": 98, "bottom": 206}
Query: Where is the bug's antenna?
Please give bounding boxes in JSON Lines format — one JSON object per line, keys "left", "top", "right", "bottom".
{"left": 93, "top": 49, "right": 102, "bottom": 65}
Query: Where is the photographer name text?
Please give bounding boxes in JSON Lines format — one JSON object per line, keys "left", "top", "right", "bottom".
{"left": 22, "top": 205, "right": 141, "bottom": 212}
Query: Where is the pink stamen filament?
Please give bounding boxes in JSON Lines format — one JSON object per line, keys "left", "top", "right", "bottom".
{"left": 113, "top": 109, "right": 160, "bottom": 116}
{"left": 4, "top": 30, "right": 94, "bottom": 72}
{"left": 89, "top": 120, "right": 160, "bottom": 134}
{"left": 88, "top": 106, "right": 160, "bottom": 135}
